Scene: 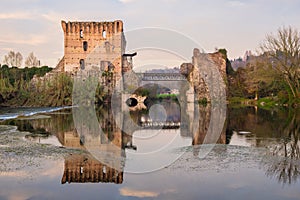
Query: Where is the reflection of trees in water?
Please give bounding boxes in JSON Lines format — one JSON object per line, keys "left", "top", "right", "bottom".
{"left": 272, "top": 112, "right": 300, "bottom": 159}
{"left": 263, "top": 110, "right": 300, "bottom": 185}
{"left": 227, "top": 107, "right": 300, "bottom": 185}
{"left": 226, "top": 106, "right": 299, "bottom": 147}
{"left": 0, "top": 110, "right": 74, "bottom": 142}
{"left": 263, "top": 157, "right": 300, "bottom": 185}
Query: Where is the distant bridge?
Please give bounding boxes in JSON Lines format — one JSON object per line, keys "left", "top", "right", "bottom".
{"left": 136, "top": 73, "right": 186, "bottom": 81}
{"left": 141, "top": 121, "right": 181, "bottom": 129}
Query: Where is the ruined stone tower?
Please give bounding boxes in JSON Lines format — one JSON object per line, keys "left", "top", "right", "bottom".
{"left": 58, "top": 20, "right": 126, "bottom": 76}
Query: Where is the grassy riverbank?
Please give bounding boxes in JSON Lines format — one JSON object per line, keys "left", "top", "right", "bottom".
{"left": 228, "top": 96, "right": 300, "bottom": 109}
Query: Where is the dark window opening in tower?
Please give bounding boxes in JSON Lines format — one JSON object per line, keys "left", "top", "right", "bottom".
{"left": 102, "top": 30, "right": 106, "bottom": 39}
{"left": 83, "top": 41, "right": 88, "bottom": 51}
{"left": 80, "top": 59, "right": 85, "bottom": 70}
{"left": 80, "top": 29, "right": 83, "bottom": 38}
{"left": 108, "top": 63, "right": 115, "bottom": 71}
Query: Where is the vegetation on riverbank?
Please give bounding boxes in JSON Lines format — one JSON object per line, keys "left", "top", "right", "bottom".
{"left": 227, "top": 26, "right": 300, "bottom": 108}
{"left": 0, "top": 64, "right": 114, "bottom": 107}
{"left": 228, "top": 96, "right": 299, "bottom": 110}
{"left": 0, "top": 70, "right": 73, "bottom": 107}
{"left": 156, "top": 93, "right": 178, "bottom": 100}
{"left": 0, "top": 65, "right": 54, "bottom": 105}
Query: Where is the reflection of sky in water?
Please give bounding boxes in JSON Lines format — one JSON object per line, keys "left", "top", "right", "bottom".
{"left": 229, "top": 131, "right": 252, "bottom": 147}
{"left": 125, "top": 129, "right": 191, "bottom": 173}
{"left": 1, "top": 146, "right": 300, "bottom": 200}
{"left": 27, "top": 135, "right": 63, "bottom": 147}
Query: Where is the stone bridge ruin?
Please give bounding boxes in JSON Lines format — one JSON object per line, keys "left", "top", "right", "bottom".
{"left": 56, "top": 20, "right": 227, "bottom": 177}
{"left": 55, "top": 20, "right": 227, "bottom": 104}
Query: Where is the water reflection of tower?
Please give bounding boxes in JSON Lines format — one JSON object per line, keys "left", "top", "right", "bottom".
{"left": 61, "top": 154, "right": 124, "bottom": 184}
{"left": 61, "top": 107, "right": 135, "bottom": 184}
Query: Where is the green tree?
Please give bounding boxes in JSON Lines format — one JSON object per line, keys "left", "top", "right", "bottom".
{"left": 218, "top": 48, "right": 235, "bottom": 75}
{"left": 244, "top": 55, "right": 282, "bottom": 99}
{"left": 260, "top": 26, "right": 300, "bottom": 102}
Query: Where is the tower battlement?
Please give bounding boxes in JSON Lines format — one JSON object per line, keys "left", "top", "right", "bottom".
{"left": 59, "top": 20, "right": 126, "bottom": 74}
{"left": 61, "top": 20, "right": 123, "bottom": 36}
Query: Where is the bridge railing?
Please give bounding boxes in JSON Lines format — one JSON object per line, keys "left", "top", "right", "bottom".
{"left": 136, "top": 73, "right": 186, "bottom": 81}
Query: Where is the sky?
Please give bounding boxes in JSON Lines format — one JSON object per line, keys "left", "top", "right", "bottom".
{"left": 0, "top": 0, "right": 299, "bottom": 67}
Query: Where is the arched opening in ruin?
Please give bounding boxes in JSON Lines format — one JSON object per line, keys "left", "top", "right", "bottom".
{"left": 126, "top": 98, "right": 138, "bottom": 107}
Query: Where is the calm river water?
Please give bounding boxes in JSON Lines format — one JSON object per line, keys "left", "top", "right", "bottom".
{"left": 0, "top": 104, "right": 299, "bottom": 200}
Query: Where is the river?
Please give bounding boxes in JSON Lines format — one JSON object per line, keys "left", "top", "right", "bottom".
{"left": 0, "top": 103, "right": 299, "bottom": 200}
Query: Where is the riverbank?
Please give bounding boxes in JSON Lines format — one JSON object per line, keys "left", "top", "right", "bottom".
{"left": 0, "top": 125, "right": 86, "bottom": 173}
{"left": 228, "top": 96, "right": 300, "bottom": 109}
{"left": 0, "top": 106, "right": 73, "bottom": 121}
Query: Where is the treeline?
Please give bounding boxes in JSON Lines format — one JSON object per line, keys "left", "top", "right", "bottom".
{"left": 0, "top": 65, "right": 73, "bottom": 106}
{"left": 227, "top": 53, "right": 298, "bottom": 106}
{"left": 0, "top": 65, "right": 53, "bottom": 101}
{"left": 228, "top": 54, "right": 286, "bottom": 99}
{"left": 0, "top": 65, "right": 112, "bottom": 107}
{"left": 227, "top": 26, "right": 300, "bottom": 107}
{"left": 0, "top": 65, "right": 52, "bottom": 84}
{"left": 2, "top": 51, "right": 40, "bottom": 68}
{"left": 19, "top": 73, "right": 73, "bottom": 107}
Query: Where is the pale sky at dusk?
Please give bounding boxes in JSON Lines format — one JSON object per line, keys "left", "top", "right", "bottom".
{"left": 0, "top": 0, "right": 299, "bottom": 67}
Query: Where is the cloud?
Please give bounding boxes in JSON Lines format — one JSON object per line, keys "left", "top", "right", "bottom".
{"left": 118, "top": 0, "right": 136, "bottom": 3}
{"left": 0, "top": 35, "right": 48, "bottom": 46}
{"left": 0, "top": 12, "right": 35, "bottom": 20}
{"left": 52, "top": 51, "right": 63, "bottom": 55}
{"left": 1, "top": 47, "right": 14, "bottom": 52}
{"left": 42, "top": 13, "right": 62, "bottom": 23}
{"left": 41, "top": 12, "right": 73, "bottom": 24}
{"left": 119, "top": 188, "right": 159, "bottom": 198}
{"left": 228, "top": 0, "right": 246, "bottom": 7}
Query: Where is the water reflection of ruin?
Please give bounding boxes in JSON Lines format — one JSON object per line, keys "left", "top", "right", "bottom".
{"left": 129, "top": 100, "right": 226, "bottom": 144}
{"left": 61, "top": 154, "right": 124, "bottom": 184}
{"left": 0, "top": 105, "right": 226, "bottom": 184}
{"left": 192, "top": 105, "right": 226, "bottom": 146}
{"left": 60, "top": 133, "right": 132, "bottom": 184}
{"left": 60, "top": 101, "right": 226, "bottom": 184}
{"left": 130, "top": 100, "right": 181, "bottom": 129}
{"left": 60, "top": 107, "right": 133, "bottom": 184}
{"left": 60, "top": 133, "right": 131, "bottom": 185}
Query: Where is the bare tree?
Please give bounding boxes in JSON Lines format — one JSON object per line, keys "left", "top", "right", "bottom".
{"left": 15, "top": 52, "right": 23, "bottom": 67}
{"left": 260, "top": 26, "right": 300, "bottom": 100}
{"left": 3, "top": 51, "right": 23, "bottom": 67}
{"left": 3, "top": 55, "right": 9, "bottom": 66}
{"left": 25, "top": 52, "right": 40, "bottom": 67}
